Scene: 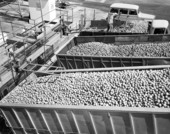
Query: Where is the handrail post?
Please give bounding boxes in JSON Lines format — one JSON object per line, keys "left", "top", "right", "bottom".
{"left": 84, "top": 8, "right": 86, "bottom": 26}
{"left": 17, "top": 0, "right": 22, "bottom": 18}
{"left": 67, "top": 11, "right": 68, "bottom": 22}
{"left": 34, "top": 20, "right": 36, "bottom": 32}
{"left": 11, "top": 23, "right": 15, "bottom": 37}
{"left": 10, "top": 61, "right": 16, "bottom": 84}
{"left": 0, "top": 21, "right": 6, "bottom": 44}
{"left": 93, "top": 9, "right": 95, "bottom": 20}
{"left": 72, "top": 8, "right": 73, "bottom": 23}
{"left": 39, "top": 0, "right": 46, "bottom": 60}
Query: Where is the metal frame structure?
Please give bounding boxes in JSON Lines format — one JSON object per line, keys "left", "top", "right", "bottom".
{"left": 0, "top": 2, "right": 72, "bottom": 69}
{"left": 33, "top": 64, "right": 170, "bottom": 74}
{"left": 0, "top": 18, "right": 27, "bottom": 46}
{"left": 0, "top": 0, "right": 74, "bottom": 47}
{"left": 0, "top": 5, "right": 73, "bottom": 97}
{"left": 23, "top": 63, "right": 65, "bottom": 72}
{"left": 0, "top": 31, "right": 67, "bottom": 98}
{"left": 0, "top": 5, "right": 74, "bottom": 57}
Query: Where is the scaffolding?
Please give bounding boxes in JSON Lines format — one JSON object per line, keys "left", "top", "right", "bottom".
{"left": 0, "top": 0, "right": 74, "bottom": 55}
{"left": 0, "top": 0, "right": 98, "bottom": 89}
{"left": 0, "top": 0, "right": 76, "bottom": 91}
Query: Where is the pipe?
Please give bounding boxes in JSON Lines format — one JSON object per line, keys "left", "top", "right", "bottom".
{"left": 0, "top": 21, "right": 6, "bottom": 44}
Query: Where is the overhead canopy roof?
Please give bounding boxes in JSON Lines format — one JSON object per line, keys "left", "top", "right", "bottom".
{"left": 110, "top": 3, "right": 139, "bottom": 10}
{"left": 152, "top": 20, "right": 169, "bottom": 28}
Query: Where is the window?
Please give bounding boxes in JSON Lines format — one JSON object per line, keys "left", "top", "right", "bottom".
{"left": 129, "top": 9, "right": 137, "bottom": 15}
{"left": 154, "top": 28, "right": 165, "bottom": 34}
{"left": 120, "top": 9, "right": 128, "bottom": 14}
{"left": 165, "top": 29, "right": 168, "bottom": 34}
{"left": 110, "top": 8, "right": 119, "bottom": 13}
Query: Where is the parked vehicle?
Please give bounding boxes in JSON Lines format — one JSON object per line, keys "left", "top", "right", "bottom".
{"left": 109, "top": 3, "right": 155, "bottom": 22}
{"left": 149, "top": 19, "right": 169, "bottom": 34}
{"left": 90, "top": 2, "right": 169, "bottom": 35}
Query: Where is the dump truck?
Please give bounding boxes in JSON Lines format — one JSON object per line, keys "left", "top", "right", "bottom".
{"left": 82, "top": 19, "right": 170, "bottom": 35}
{"left": 49, "top": 34, "right": 170, "bottom": 70}
{"left": 0, "top": 65, "right": 170, "bottom": 134}
{"left": 1, "top": 34, "right": 170, "bottom": 134}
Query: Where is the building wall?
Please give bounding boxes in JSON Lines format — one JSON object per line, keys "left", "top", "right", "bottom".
{"left": 0, "top": 33, "right": 8, "bottom": 46}
{"left": 28, "top": 0, "right": 56, "bottom": 24}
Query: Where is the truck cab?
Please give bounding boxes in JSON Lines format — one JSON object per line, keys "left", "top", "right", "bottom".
{"left": 109, "top": 3, "right": 155, "bottom": 21}
{"left": 149, "top": 20, "right": 169, "bottom": 34}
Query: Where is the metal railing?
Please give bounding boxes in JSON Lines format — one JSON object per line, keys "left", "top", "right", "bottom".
{"left": 0, "top": 97, "right": 170, "bottom": 134}
{"left": 22, "top": 63, "right": 64, "bottom": 73}
{"left": 75, "top": 34, "right": 170, "bottom": 45}
{"left": 57, "top": 55, "right": 170, "bottom": 69}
